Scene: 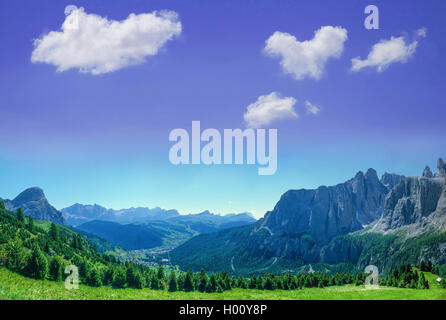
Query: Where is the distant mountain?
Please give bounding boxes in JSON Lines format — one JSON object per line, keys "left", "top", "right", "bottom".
{"left": 171, "top": 157, "right": 446, "bottom": 276}
{"left": 1, "top": 187, "right": 65, "bottom": 225}
{"left": 61, "top": 203, "right": 180, "bottom": 226}
{"left": 76, "top": 211, "right": 256, "bottom": 250}
{"left": 170, "top": 168, "right": 407, "bottom": 274}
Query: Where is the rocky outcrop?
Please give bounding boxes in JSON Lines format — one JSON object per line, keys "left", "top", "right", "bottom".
{"left": 380, "top": 172, "right": 406, "bottom": 190}
{"left": 376, "top": 177, "right": 444, "bottom": 230}
{"left": 422, "top": 166, "right": 433, "bottom": 178}
{"left": 260, "top": 168, "right": 392, "bottom": 244}
{"left": 374, "top": 157, "right": 446, "bottom": 232}
{"left": 435, "top": 158, "right": 446, "bottom": 177}
{"left": 1, "top": 187, "right": 66, "bottom": 225}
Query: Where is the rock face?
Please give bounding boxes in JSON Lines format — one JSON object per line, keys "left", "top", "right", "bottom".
{"left": 376, "top": 177, "right": 444, "bottom": 230}
{"left": 1, "top": 187, "right": 66, "bottom": 225}
{"left": 375, "top": 157, "right": 446, "bottom": 231}
{"left": 422, "top": 166, "right": 433, "bottom": 178}
{"left": 435, "top": 158, "right": 446, "bottom": 177}
{"left": 380, "top": 173, "right": 406, "bottom": 191}
{"left": 259, "top": 168, "right": 394, "bottom": 244}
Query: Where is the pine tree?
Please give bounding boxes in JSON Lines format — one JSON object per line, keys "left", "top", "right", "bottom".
{"left": 0, "top": 199, "right": 5, "bottom": 210}
{"left": 27, "top": 215, "right": 35, "bottom": 233}
{"left": 17, "top": 208, "right": 25, "bottom": 224}
{"left": 49, "top": 223, "right": 59, "bottom": 241}
{"left": 198, "top": 269, "right": 209, "bottom": 292}
{"left": 248, "top": 275, "right": 257, "bottom": 289}
{"left": 49, "top": 256, "right": 63, "bottom": 281}
{"left": 263, "top": 275, "right": 275, "bottom": 290}
{"left": 5, "top": 239, "right": 24, "bottom": 272}
{"left": 157, "top": 265, "right": 165, "bottom": 280}
{"left": 237, "top": 275, "right": 246, "bottom": 289}
{"left": 112, "top": 268, "right": 127, "bottom": 288}
{"left": 168, "top": 272, "right": 178, "bottom": 292}
{"left": 206, "top": 273, "right": 218, "bottom": 292}
{"left": 183, "top": 269, "right": 195, "bottom": 292}
{"left": 26, "top": 245, "right": 48, "bottom": 279}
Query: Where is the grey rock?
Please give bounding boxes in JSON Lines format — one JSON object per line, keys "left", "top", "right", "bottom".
{"left": 435, "top": 158, "right": 446, "bottom": 177}
{"left": 423, "top": 166, "right": 433, "bottom": 178}
{"left": 261, "top": 168, "right": 391, "bottom": 245}
{"left": 380, "top": 172, "right": 406, "bottom": 190}
{"left": 1, "top": 187, "right": 66, "bottom": 225}
{"left": 376, "top": 176, "right": 445, "bottom": 230}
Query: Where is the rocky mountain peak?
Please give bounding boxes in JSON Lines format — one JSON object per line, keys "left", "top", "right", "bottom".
{"left": 423, "top": 165, "right": 434, "bottom": 178}
{"left": 2, "top": 187, "right": 65, "bottom": 225}
{"left": 380, "top": 172, "right": 406, "bottom": 191}
{"left": 435, "top": 157, "right": 446, "bottom": 177}
{"left": 13, "top": 187, "right": 45, "bottom": 204}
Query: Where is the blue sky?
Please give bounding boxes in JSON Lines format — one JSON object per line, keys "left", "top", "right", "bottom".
{"left": 0, "top": 0, "right": 445, "bottom": 218}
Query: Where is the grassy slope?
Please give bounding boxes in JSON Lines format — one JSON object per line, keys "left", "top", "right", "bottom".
{"left": 1, "top": 267, "right": 445, "bottom": 300}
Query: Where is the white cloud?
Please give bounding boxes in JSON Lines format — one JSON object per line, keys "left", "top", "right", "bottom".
{"left": 244, "top": 92, "right": 297, "bottom": 128}
{"left": 305, "top": 101, "right": 320, "bottom": 115}
{"left": 351, "top": 34, "right": 421, "bottom": 72}
{"left": 416, "top": 28, "right": 427, "bottom": 38}
{"left": 31, "top": 6, "right": 182, "bottom": 75}
{"left": 264, "top": 26, "right": 348, "bottom": 80}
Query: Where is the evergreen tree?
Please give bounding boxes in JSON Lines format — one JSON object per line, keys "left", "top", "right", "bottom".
{"left": 27, "top": 215, "right": 35, "bottom": 233}
{"left": 157, "top": 265, "right": 165, "bottom": 280}
{"left": 237, "top": 275, "right": 246, "bottom": 289}
{"left": 206, "top": 273, "right": 218, "bottom": 292}
{"left": 248, "top": 275, "right": 257, "bottom": 289}
{"left": 49, "top": 223, "right": 59, "bottom": 241}
{"left": 112, "top": 268, "right": 127, "bottom": 288}
{"left": 5, "top": 239, "right": 24, "bottom": 272}
{"left": 16, "top": 208, "right": 25, "bottom": 224}
{"left": 168, "top": 272, "right": 179, "bottom": 292}
{"left": 198, "top": 269, "right": 209, "bottom": 292}
{"left": 25, "top": 245, "right": 48, "bottom": 279}
{"left": 183, "top": 269, "right": 195, "bottom": 292}
{"left": 49, "top": 255, "right": 63, "bottom": 281}
{"left": 103, "top": 267, "right": 114, "bottom": 286}
{"left": 263, "top": 275, "right": 275, "bottom": 290}
{"left": 86, "top": 268, "right": 103, "bottom": 287}
{"left": 0, "top": 199, "right": 5, "bottom": 210}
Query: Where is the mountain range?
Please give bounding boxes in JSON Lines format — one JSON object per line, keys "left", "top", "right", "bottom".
{"left": 4, "top": 156, "right": 446, "bottom": 276}
{"left": 170, "top": 157, "right": 446, "bottom": 275}
{"left": 74, "top": 210, "right": 256, "bottom": 250}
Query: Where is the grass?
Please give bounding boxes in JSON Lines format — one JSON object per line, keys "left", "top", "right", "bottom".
{"left": 1, "top": 267, "right": 446, "bottom": 300}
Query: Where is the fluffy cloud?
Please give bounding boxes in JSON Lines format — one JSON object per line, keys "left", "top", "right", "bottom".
{"left": 31, "top": 6, "right": 182, "bottom": 75}
{"left": 264, "top": 26, "right": 348, "bottom": 80}
{"left": 244, "top": 92, "right": 297, "bottom": 128}
{"left": 351, "top": 29, "right": 426, "bottom": 72}
{"left": 305, "top": 101, "right": 320, "bottom": 115}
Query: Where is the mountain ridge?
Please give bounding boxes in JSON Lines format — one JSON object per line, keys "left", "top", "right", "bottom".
{"left": 0, "top": 187, "right": 66, "bottom": 225}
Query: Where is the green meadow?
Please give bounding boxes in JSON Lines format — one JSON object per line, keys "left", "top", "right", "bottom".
{"left": 1, "top": 267, "right": 445, "bottom": 300}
